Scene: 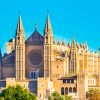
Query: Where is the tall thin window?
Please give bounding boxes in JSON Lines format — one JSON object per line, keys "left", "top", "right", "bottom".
{"left": 61, "top": 87, "right": 64, "bottom": 95}
{"left": 69, "top": 87, "right": 72, "bottom": 93}
{"left": 65, "top": 87, "right": 68, "bottom": 95}
{"left": 73, "top": 87, "right": 77, "bottom": 93}
{"left": 30, "top": 71, "right": 38, "bottom": 79}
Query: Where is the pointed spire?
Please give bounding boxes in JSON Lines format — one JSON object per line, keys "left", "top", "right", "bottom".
{"left": 84, "top": 41, "right": 88, "bottom": 50}
{"left": 16, "top": 14, "right": 24, "bottom": 36}
{"left": 71, "top": 37, "right": 75, "bottom": 50}
{"left": 76, "top": 41, "right": 79, "bottom": 48}
{"left": 80, "top": 42, "right": 83, "bottom": 48}
{"left": 44, "top": 13, "right": 53, "bottom": 36}
{"left": 62, "top": 40, "right": 65, "bottom": 45}
{"left": 57, "top": 39, "right": 61, "bottom": 45}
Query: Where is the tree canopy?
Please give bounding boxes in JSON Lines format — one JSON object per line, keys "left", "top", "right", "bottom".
{"left": 0, "top": 85, "right": 37, "bottom": 100}
{"left": 48, "top": 91, "right": 73, "bottom": 100}
{"left": 88, "top": 88, "right": 100, "bottom": 100}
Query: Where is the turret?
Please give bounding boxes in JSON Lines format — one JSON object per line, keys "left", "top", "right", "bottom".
{"left": 44, "top": 14, "right": 53, "bottom": 44}
{"left": 71, "top": 38, "right": 76, "bottom": 51}
{"left": 57, "top": 39, "right": 61, "bottom": 45}
{"left": 44, "top": 14, "right": 53, "bottom": 78}
{"left": 84, "top": 41, "right": 88, "bottom": 50}
{"left": 76, "top": 41, "right": 79, "bottom": 49}
{"left": 69, "top": 38, "right": 77, "bottom": 74}
{"left": 15, "top": 15, "right": 25, "bottom": 80}
{"left": 62, "top": 40, "right": 65, "bottom": 46}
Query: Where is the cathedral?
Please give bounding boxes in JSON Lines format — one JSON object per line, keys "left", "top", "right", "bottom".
{"left": 0, "top": 14, "right": 100, "bottom": 100}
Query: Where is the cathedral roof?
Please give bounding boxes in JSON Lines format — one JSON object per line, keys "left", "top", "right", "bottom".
{"left": 25, "top": 25, "right": 44, "bottom": 45}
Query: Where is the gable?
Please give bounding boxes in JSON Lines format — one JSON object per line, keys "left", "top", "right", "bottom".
{"left": 26, "top": 31, "right": 44, "bottom": 45}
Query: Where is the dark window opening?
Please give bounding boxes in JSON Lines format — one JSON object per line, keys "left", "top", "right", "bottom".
{"left": 71, "top": 79, "right": 74, "bottom": 83}
{"left": 73, "top": 87, "right": 77, "bottom": 93}
{"left": 63, "top": 79, "right": 66, "bottom": 83}
{"left": 61, "top": 87, "right": 64, "bottom": 95}
{"left": 69, "top": 87, "right": 72, "bottom": 93}
{"left": 65, "top": 87, "right": 68, "bottom": 95}
{"left": 67, "top": 79, "right": 70, "bottom": 83}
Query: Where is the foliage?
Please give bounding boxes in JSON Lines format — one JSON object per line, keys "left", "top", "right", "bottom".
{"left": 0, "top": 85, "right": 37, "bottom": 100}
{"left": 64, "top": 95, "right": 73, "bottom": 100}
{"left": 48, "top": 91, "right": 63, "bottom": 100}
{"left": 48, "top": 91, "right": 73, "bottom": 100}
{"left": 88, "top": 88, "right": 100, "bottom": 100}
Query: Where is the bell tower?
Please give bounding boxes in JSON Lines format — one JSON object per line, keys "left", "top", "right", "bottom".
{"left": 69, "top": 38, "right": 76, "bottom": 74}
{"left": 44, "top": 14, "right": 53, "bottom": 78}
{"left": 15, "top": 15, "right": 25, "bottom": 80}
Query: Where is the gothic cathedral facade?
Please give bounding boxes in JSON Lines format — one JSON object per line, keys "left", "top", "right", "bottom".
{"left": 0, "top": 14, "right": 100, "bottom": 100}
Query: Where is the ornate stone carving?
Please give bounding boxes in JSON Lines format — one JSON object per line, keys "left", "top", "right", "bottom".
{"left": 28, "top": 50, "right": 42, "bottom": 67}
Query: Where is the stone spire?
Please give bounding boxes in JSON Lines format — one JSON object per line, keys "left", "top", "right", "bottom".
{"left": 57, "top": 39, "right": 61, "bottom": 45}
{"left": 44, "top": 13, "right": 53, "bottom": 79}
{"left": 76, "top": 41, "right": 79, "bottom": 48}
{"left": 62, "top": 40, "right": 65, "bottom": 45}
{"left": 84, "top": 41, "right": 88, "bottom": 49}
{"left": 15, "top": 15, "right": 25, "bottom": 80}
{"left": 16, "top": 15, "right": 24, "bottom": 36}
{"left": 71, "top": 38, "right": 76, "bottom": 51}
{"left": 44, "top": 14, "right": 53, "bottom": 36}
{"left": 80, "top": 42, "right": 83, "bottom": 48}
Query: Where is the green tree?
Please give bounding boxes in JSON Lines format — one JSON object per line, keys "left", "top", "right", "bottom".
{"left": 48, "top": 91, "right": 73, "bottom": 100}
{"left": 64, "top": 95, "right": 73, "bottom": 100}
{"left": 0, "top": 85, "right": 37, "bottom": 100}
{"left": 48, "top": 91, "right": 63, "bottom": 100}
{"left": 88, "top": 88, "right": 100, "bottom": 100}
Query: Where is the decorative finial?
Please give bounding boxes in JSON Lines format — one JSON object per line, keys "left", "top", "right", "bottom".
{"left": 35, "top": 24, "right": 38, "bottom": 31}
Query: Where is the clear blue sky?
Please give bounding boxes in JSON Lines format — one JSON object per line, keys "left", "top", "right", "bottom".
{"left": 0, "top": 0, "right": 100, "bottom": 54}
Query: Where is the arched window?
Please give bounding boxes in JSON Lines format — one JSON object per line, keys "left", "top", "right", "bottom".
{"left": 69, "top": 87, "right": 72, "bottom": 93}
{"left": 73, "top": 87, "right": 76, "bottom": 93}
{"left": 65, "top": 87, "right": 68, "bottom": 95}
{"left": 61, "top": 87, "right": 64, "bottom": 95}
